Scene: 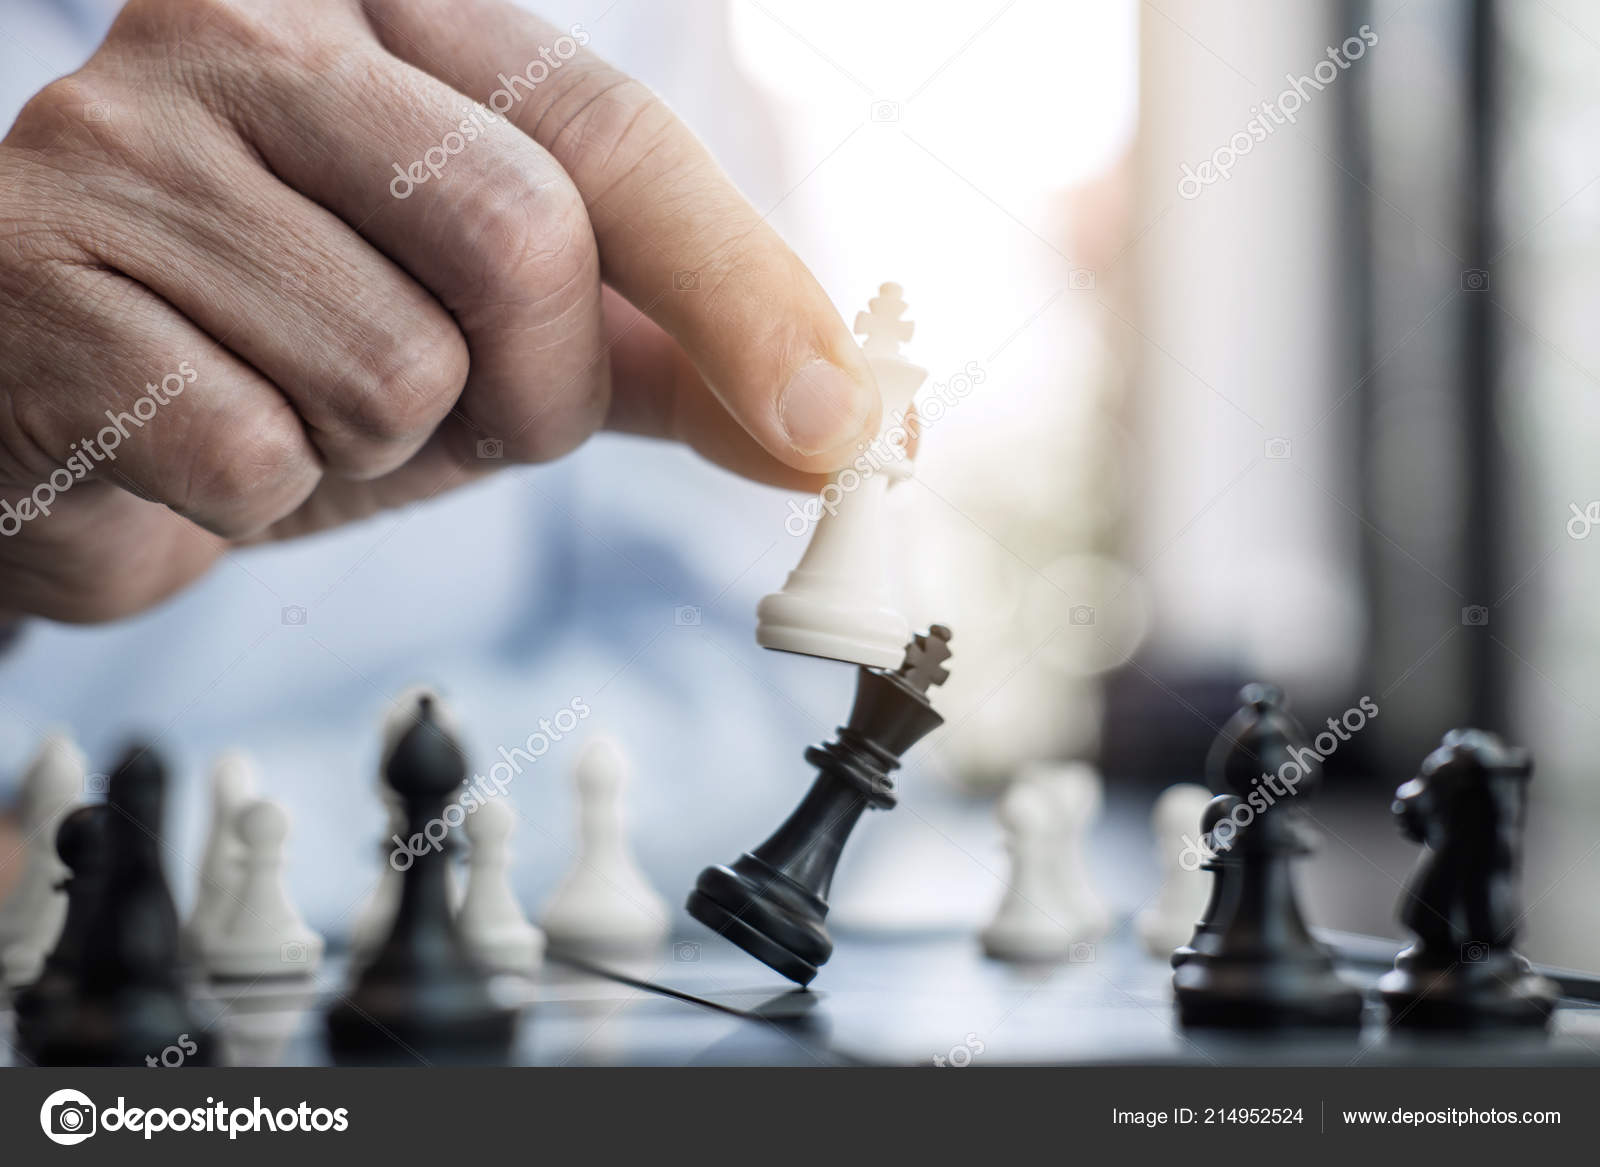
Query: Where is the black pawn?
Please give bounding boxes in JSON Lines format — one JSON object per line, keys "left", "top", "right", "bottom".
{"left": 1379, "top": 730, "right": 1556, "bottom": 1029}
{"left": 325, "top": 694, "right": 519, "bottom": 1062}
{"left": 687, "top": 626, "right": 953, "bottom": 986}
{"left": 35, "top": 747, "right": 215, "bottom": 1066}
{"left": 1170, "top": 794, "right": 1241, "bottom": 969}
{"left": 1173, "top": 684, "right": 1363, "bottom": 1028}
{"left": 13, "top": 804, "right": 109, "bottom": 1055}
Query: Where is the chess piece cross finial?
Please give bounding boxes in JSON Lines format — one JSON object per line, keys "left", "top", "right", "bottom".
{"left": 854, "top": 282, "right": 914, "bottom": 358}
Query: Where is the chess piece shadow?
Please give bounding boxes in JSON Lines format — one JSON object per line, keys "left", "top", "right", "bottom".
{"left": 1378, "top": 730, "right": 1556, "bottom": 1030}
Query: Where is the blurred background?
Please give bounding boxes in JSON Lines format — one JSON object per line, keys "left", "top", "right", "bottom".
{"left": 2, "top": 0, "right": 1599, "bottom": 970}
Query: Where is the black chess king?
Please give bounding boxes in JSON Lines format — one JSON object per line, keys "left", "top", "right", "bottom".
{"left": 688, "top": 625, "right": 952, "bottom": 985}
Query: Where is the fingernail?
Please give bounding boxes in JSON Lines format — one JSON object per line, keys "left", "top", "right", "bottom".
{"left": 779, "top": 359, "right": 876, "bottom": 457}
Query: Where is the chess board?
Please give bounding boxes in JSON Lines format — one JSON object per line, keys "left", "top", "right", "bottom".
{"left": 9, "top": 925, "right": 1599, "bottom": 1068}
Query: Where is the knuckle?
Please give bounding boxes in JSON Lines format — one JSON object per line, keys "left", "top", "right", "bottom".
{"left": 9, "top": 73, "right": 127, "bottom": 150}
{"left": 338, "top": 316, "right": 468, "bottom": 445}
{"left": 176, "top": 409, "right": 314, "bottom": 536}
{"left": 450, "top": 162, "right": 595, "bottom": 300}
{"left": 496, "top": 370, "right": 610, "bottom": 465}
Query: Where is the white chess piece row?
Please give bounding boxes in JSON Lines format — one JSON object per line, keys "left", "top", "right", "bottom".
{"left": 346, "top": 691, "right": 667, "bottom": 973}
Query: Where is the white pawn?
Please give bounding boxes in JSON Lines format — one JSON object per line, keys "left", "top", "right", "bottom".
{"left": 981, "top": 778, "right": 1078, "bottom": 961}
{"left": 458, "top": 799, "right": 544, "bottom": 975}
{"left": 205, "top": 799, "right": 323, "bottom": 979}
{"left": 1029, "top": 761, "right": 1111, "bottom": 942}
{"left": 0, "top": 734, "right": 85, "bottom": 986}
{"left": 1137, "top": 783, "right": 1214, "bottom": 958}
{"left": 540, "top": 737, "right": 668, "bottom": 955}
{"left": 183, "top": 750, "right": 258, "bottom": 960}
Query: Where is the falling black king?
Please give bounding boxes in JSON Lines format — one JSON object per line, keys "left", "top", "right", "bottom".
{"left": 688, "top": 625, "right": 953, "bottom": 986}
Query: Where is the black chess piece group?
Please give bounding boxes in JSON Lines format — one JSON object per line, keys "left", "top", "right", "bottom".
{"left": 687, "top": 625, "right": 953, "bottom": 986}
{"left": 16, "top": 747, "right": 215, "bottom": 1066}
{"left": 15, "top": 696, "right": 523, "bottom": 1068}
{"left": 1174, "top": 684, "right": 1556, "bottom": 1032}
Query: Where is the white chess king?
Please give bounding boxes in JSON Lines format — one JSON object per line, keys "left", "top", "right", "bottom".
{"left": 755, "top": 282, "right": 926, "bottom": 669}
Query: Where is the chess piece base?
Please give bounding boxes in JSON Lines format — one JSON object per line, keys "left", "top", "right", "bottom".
{"left": 325, "top": 976, "right": 519, "bottom": 1063}
{"left": 1379, "top": 961, "right": 1556, "bottom": 1030}
{"left": 755, "top": 587, "right": 910, "bottom": 671}
{"left": 979, "top": 932, "right": 1076, "bottom": 963}
{"left": 687, "top": 855, "right": 832, "bottom": 987}
{"left": 1174, "top": 956, "right": 1364, "bottom": 1029}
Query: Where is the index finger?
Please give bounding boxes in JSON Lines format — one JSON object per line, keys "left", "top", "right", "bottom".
{"left": 367, "top": 0, "right": 882, "bottom": 474}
